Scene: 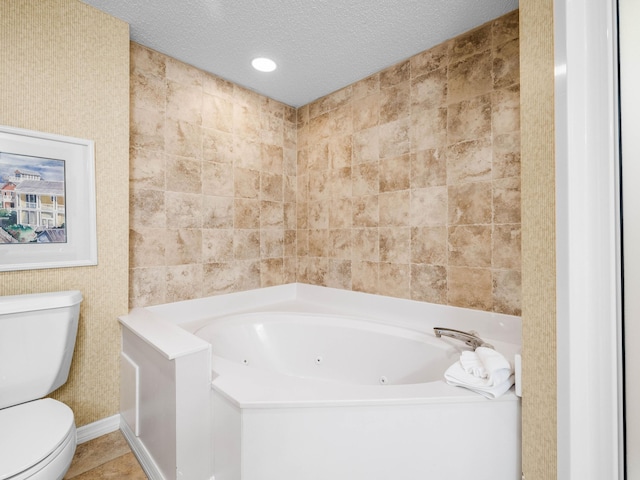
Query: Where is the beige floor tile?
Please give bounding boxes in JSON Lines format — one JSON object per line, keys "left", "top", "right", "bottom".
{"left": 69, "top": 452, "right": 147, "bottom": 480}
{"left": 64, "top": 431, "right": 136, "bottom": 479}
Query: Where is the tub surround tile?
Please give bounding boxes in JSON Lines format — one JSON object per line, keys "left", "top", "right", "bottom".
{"left": 307, "top": 258, "right": 329, "bottom": 286}
{"left": 130, "top": 10, "right": 520, "bottom": 316}
{"left": 411, "top": 186, "right": 448, "bottom": 227}
{"left": 130, "top": 69, "right": 167, "bottom": 114}
{"left": 448, "top": 182, "right": 492, "bottom": 226}
{"left": 130, "top": 227, "right": 165, "bottom": 268}
{"left": 493, "top": 132, "right": 521, "bottom": 179}
{"left": 493, "top": 176, "right": 522, "bottom": 224}
{"left": 130, "top": 106, "right": 164, "bottom": 150}
{"left": 492, "top": 85, "right": 520, "bottom": 134}
{"left": 411, "top": 149, "right": 447, "bottom": 188}
{"left": 326, "top": 259, "right": 352, "bottom": 290}
{"left": 493, "top": 38, "right": 520, "bottom": 90}
{"left": 379, "top": 227, "right": 411, "bottom": 263}
{"left": 380, "top": 155, "right": 410, "bottom": 193}
{"left": 492, "top": 9, "right": 519, "bottom": 46}
{"left": 447, "top": 94, "right": 492, "bottom": 144}
{"left": 165, "top": 119, "right": 203, "bottom": 159}
{"left": 203, "top": 262, "right": 236, "bottom": 295}
{"left": 379, "top": 118, "right": 411, "bottom": 159}
{"left": 379, "top": 82, "right": 410, "bottom": 124}
{"left": 352, "top": 73, "right": 380, "bottom": 100}
{"left": 352, "top": 93, "right": 380, "bottom": 131}
{"left": 202, "top": 93, "right": 233, "bottom": 133}
{"left": 446, "top": 138, "right": 493, "bottom": 185}
{"left": 352, "top": 162, "right": 379, "bottom": 196}
{"left": 353, "top": 195, "right": 379, "bottom": 227}
{"left": 202, "top": 162, "right": 233, "bottom": 197}
{"left": 419, "top": 41, "right": 450, "bottom": 72}
{"left": 297, "top": 8, "right": 520, "bottom": 313}
{"left": 493, "top": 225, "right": 522, "bottom": 270}
{"left": 261, "top": 258, "right": 285, "bottom": 287}
{"left": 329, "top": 198, "right": 353, "bottom": 229}
{"left": 411, "top": 264, "right": 448, "bottom": 304}
{"left": 166, "top": 80, "right": 203, "bottom": 125}
{"left": 166, "top": 192, "right": 202, "bottom": 229}
{"left": 379, "top": 190, "right": 410, "bottom": 227}
{"left": 411, "top": 226, "right": 447, "bottom": 265}
{"left": 261, "top": 229, "right": 285, "bottom": 259}
{"left": 410, "top": 106, "right": 448, "bottom": 151}
{"left": 130, "top": 147, "right": 165, "bottom": 190}
{"left": 451, "top": 24, "right": 491, "bottom": 62}
{"left": 329, "top": 229, "right": 352, "bottom": 259}
{"left": 448, "top": 266, "right": 493, "bottom": 311}
{"left": 203, "top": 195, "right": 234, "bottom": 228}
{"left": 233, "top": 229, "right": 260, "bottom": 260}
{"left": 378, "top": 262, "right": 411, "bottom": 299}
{"left": 411, "top": 67, "right": 448, "bottom": 110}
{"left": 165, "top": 229, "right": 202, "bottom": 265}
{"left": 448, "top": 225, "right": 492, "bottom": 268}
{"left": 203, "top": 228, "right": 234, "bottom": 262}
{"left": 166, "top": 264, "right": 203, "bottom": 302}
{"left": 447, "top": 51, "right": 493, "bottom": 104}
{"left": 352, "top": 260, "right": 379, "bottom": 293}
{"left": 492, "top": 269, "right": 521, "bottom": 316}
{"left": 130, "top": 266, "right": 167, "bottom": 308}
{"left": 130, "top": 188, "right": 166, "bottom": 228}
{"left": 380, "top": 59, "right": 410, "bottom": 88}
{"left": 352, "top": 228, "right": 379, "bottom": 262}
{"left": 202, "top": 128, "right": 235, "bottom": 164}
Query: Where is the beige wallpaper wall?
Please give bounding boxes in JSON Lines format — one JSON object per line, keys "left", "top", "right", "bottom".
{"left": 297, "top": 11, "right": 521, "bottom": 315}
{"left": 129, "top": 43, "right": 297, "bottom": 307}
{"left": 0, "top": 0, "right": 130, "bottom": 427}
{"left": 520, "top": 1, "right": 557, "bottom": 478}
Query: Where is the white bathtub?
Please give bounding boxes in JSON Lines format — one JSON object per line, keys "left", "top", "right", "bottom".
{"left": 119, "top": 284, "right": 521, "bottom": 480}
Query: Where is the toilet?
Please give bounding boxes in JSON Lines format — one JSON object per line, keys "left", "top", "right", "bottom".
{"left": 0, "top": 290, "right": 82, "bottom": 480}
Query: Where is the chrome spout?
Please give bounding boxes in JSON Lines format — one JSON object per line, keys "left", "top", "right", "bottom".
{"left": 433, "top": 327, "right": 493, "bottom": 350}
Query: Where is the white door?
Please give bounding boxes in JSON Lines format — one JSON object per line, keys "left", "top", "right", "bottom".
{"left": 620, "top": 0, "right": 640, "bottom": 476}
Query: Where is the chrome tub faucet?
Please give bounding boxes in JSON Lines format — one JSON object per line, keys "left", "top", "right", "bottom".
{"left": 433, "top": 327, "right": 493, "bottom": 350}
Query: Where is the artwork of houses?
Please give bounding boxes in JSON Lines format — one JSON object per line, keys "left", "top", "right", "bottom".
{"left": 0, "top": 152, "right": 66, "bottom": 243}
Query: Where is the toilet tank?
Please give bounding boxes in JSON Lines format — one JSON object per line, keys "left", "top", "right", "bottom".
{"left": 0, "top": 291, "right": 82, "bottom": 410}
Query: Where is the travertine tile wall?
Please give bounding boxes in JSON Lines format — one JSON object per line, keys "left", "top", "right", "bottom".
{"left": 130, "top": 10, "right": 520, "bottom": 315}
{"left": 297, "top": 10, "right": 520, "bottom": 315}
{"left": 129, "top": 43, "right": 297, "bottom": 307}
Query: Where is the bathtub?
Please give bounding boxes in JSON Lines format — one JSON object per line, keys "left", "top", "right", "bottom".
{"left": 119, "top": 283, "right": 521, "bottom": 480}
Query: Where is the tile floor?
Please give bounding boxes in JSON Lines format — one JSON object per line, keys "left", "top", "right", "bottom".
{"left": 64, "top": 430, "right": 147, "bottom": 479}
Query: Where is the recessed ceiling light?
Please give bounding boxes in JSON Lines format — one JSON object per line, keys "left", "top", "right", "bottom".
{"left": 251, "top": 57, "right": 277, "bottom": 72}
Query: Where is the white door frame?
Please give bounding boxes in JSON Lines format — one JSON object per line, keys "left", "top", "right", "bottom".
{"left": 554, "top": 0, "right": 624, "bottom": 478}
{"left": 618, "top": 0, "right": 640, "bottom": 477}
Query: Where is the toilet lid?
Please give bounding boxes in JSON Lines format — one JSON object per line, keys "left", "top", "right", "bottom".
{"left": 0, "top": 398, "right": 75, "bottom": 479}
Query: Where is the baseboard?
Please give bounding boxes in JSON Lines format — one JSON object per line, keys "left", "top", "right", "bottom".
{"left": 76, "top": 413, "right": 121, "bottom": 444}
{"left": 120, "top": 418, "right": 165, "bottom": 480}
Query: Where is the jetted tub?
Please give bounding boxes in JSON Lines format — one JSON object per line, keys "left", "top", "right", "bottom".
{"left": 119, "top": 284, "right": 521, "bottom": 480}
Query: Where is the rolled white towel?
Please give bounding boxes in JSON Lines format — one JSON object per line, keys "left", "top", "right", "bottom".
{"left": 444, "top": 361, "right": 514, "bottom": 399}
{"left": 459, "top": 350, "right": 487, "bottom": 378}
{"left": 444, "top": 347, "right": 515, "bottom": 399}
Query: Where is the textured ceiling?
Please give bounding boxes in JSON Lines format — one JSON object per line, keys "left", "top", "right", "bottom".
{"left": 81, "top": 0, "right": 519, "bottom": 107}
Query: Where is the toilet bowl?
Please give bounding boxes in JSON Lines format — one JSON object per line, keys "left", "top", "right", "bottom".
{"left": 0, "top": 291, "right": 82, "bottom": 480}
{"left": 0, "top": 399, "right": 76, "bottom": 480}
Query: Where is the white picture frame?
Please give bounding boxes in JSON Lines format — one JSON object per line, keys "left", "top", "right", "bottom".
{"left": 0, "top": 125, "right": 97, "bottom": 271}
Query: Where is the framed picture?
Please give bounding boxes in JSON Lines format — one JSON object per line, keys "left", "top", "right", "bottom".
{"left": 0, "top": 125, "right": 97, "bottom": 271}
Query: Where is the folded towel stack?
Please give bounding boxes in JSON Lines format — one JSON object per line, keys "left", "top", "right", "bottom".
{"left": 444, "top": 346, "right": 514, "bottom": 399}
